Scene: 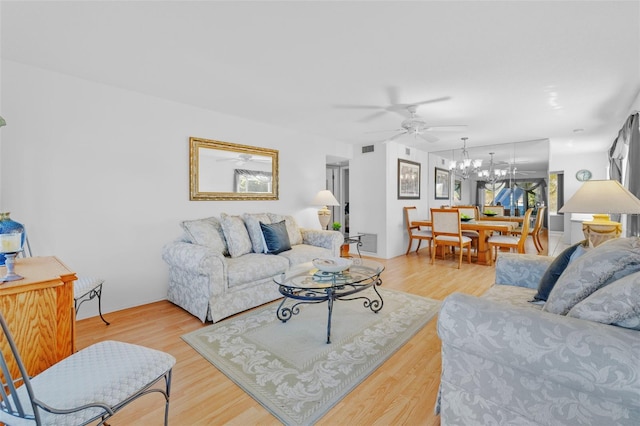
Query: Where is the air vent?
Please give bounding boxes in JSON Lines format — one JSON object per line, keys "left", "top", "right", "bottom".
{"left": 362, "top": 145, "right": 374, "bottom": 153}
{"left": 405, "top": 148, "right": 410, "bottom": 155}
{"left": 360, "top": 233, "right": 378, "bottom": 253}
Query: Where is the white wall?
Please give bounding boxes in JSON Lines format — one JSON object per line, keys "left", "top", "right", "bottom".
{"left": 1, "top": 61, "right": 343, "bottom": 318}
{"left": 349, "top": 141, "right": 429, "bottom": 259}
{"left": 549, "top": 147, "right": 609, "bottom": 243}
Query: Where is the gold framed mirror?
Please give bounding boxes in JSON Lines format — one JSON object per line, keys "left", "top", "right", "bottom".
{"left": 189, "top": 137, "right": 279, "bottom": 201}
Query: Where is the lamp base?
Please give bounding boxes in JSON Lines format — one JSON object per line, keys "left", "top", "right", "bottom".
{"left": 318, "top": 206, "right": 332, "bottom": 230}
{"left": 590, "top": 213, "right": 614, "bottom": 224}
{"left": 1, "top": 252, "right": 23, "bottom": 282}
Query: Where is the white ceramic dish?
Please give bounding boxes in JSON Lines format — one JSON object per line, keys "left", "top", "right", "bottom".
{"left": 312, "top": 257, "right": 352, "bottom": 273}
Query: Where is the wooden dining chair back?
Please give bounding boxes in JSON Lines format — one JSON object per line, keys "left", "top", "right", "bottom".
{"left": 403, "top": 206, "right": 432, "bottom": 255}
{"left": 483, "top": 205, "right": 505, "bottom": 216}
{"left": 430, "top": 208, "right": 472, "bottom": 269}
{"left": 454, "top": 206, "right": 480, "bottom": 252}
{"left": 487, "top": 208, "right": 533, "bottom": 265}
{"left": 455, "top": 206, "right": 479, "bottom": 220}
{"left": 510, "top": 206, "right": 546, "bottom": 253}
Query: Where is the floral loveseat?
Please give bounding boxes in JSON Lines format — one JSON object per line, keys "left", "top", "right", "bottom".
{"left": 162, "top": 213, "right": 343, "bottom": 322}
{"left": 437, "top": 237, "right": 640, "bottom": 425}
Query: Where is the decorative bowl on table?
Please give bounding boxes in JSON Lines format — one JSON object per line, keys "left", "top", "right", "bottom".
{"left": 313, "top": 257, "right": 352, "bottom": 273}
{"left": 460, "top": 217, "right": 472, "bottom": 222}
{"left": 484, "top": 211, "right": 498, "bottom": 217}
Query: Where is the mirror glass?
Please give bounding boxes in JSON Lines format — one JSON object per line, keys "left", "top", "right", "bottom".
{"left": 190, "top": 137, "right": 279, "bottom": 200}
{"left": 430, "top": 139, "right": 549, "bottom": 215}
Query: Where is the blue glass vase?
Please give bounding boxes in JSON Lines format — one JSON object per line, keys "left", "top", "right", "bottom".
{"left": 0, "top": 212, "right": 24, "bottom": 266}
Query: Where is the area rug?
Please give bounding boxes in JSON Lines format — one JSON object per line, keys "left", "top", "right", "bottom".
{"left": 182, "top": 288, "right": 440, "bottom": 425}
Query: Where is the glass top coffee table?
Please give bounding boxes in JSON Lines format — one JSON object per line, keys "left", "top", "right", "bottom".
{"left": 273, "top": 258, "right": 385, "bottom": 343}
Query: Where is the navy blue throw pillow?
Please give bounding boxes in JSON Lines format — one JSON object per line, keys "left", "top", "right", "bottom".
{"left": 260, "top": 220, "right": 291, "bottom": 255}
{"left": 532, "top": 240, "right": 586, "bottom": 302}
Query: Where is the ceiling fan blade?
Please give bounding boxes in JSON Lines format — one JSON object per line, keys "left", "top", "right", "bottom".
{"left": 365, "top": 128, "right": 404, "bottom": 134}
{"left": 386, "top": 131, "right": 408, "bottom": 142}
{"left": 419, "top": 133, "right": 439, "bottom": 143}
{"left": 358, "top": 110, "right": 389, "bottom": 123}
{"left": 424, "top": 125, "right": 467, "bottom": 131}
{"left": 412, "top": 96, "right": 451, "bottom": 106}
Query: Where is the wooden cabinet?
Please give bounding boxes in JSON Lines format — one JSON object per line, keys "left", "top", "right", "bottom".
{"left": 0, "top": 256, "right": 76, "bottom": 376}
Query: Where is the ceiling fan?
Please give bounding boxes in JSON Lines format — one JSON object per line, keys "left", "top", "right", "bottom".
{"left": 216, "top": 154, "right": 270, "bottom": 166}
{"left": 334, "top": 86, "right": 452, "bottom": 123}
{"left": 376, "top": 105, "right": 467, "bottom": 143}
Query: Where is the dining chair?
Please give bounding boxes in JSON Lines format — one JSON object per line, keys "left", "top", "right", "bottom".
{"left": 511, "top": 206, "right": 546, "bottom": 253}
{"left": 430, "top": 208, "right": 472, "bottom": 269}
{"left": 0, "top": 309, "right": 176, "bottom": 425}
{"left": 483, "top": 205, "right": 505, "bottom": 216}
{"left": 455, "top": 206, "right": 480, "bottom": 252}
{"left": 487, "top": 208, "right": 533, "bottom": 265}
{"left": 403, "top": 206, "right": 432, "bottom": 255}
{"left": 19, "top": 229, "right": 111, "bottom": 325}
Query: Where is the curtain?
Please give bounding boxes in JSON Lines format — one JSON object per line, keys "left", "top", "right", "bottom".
{"left": 608, "top": 113, "right": 639, "bottom": 235}
{"left": 626, "top": 113, "right": 640, "bottom": 235}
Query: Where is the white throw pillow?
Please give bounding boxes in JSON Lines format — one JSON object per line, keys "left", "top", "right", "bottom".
{"left": 268, "top": 213, "right": 303, "bottom": 246}
{"left": 180, "top": 217, "right": 228, "bottom": 256}
{"left": 242, "top": 213, "right": 271, "bottom": 253}
{"left": 219, "top": 213, "right": 253, "bottom": 258}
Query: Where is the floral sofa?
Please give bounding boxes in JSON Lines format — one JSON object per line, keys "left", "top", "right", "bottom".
{"left": 162, "top": 213, "right": 343, "bottom": 322}
{"left": 437, "top": 237, "right": 640, "bottom": 425}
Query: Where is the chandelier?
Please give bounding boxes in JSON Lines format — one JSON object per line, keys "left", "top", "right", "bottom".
{"left": 449, "top": 137, "right": 482, "bottom": 180}
{"left": 478, "top": 152, "right": 507, "bottom": 184}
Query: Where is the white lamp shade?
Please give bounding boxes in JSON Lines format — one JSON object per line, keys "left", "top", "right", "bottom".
{"left": 311, "top": 190, "right": 340, "bottom": 207}
{"left": 559, "top": 180, "right": 640, "bottom": 214}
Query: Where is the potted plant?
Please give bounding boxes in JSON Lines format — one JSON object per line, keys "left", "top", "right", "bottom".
{"left": 332, "top": 222, "right": 342, "bottom": 231}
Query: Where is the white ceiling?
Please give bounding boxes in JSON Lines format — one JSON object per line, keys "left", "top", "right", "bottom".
{"left": 2, "top": 1, "right": 639, "bottom": 159}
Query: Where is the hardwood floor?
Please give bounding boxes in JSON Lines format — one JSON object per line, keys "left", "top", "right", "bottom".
{"left": 76, "top": 231, "right": 550, "bottom": 425}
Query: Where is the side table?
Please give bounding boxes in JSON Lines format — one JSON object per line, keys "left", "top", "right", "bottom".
{"left": 341, "top": 233, "right": 364, "bottom": 258}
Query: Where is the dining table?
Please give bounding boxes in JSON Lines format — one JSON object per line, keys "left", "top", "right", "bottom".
{"left": 479, "top": 215, "right": 525, "bottom": 224}
{"left": 412, "top": 219, "right": 518, "bottom": 265}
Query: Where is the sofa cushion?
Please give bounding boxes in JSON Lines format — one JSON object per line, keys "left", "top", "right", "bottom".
{"left": 220, "top": 213, "right": 253, "bottom": 258}
{"left": 268, "top": 213, "right": 303, "bottom": 245}
{"left": 483, "top": 284, "right": 541, "bottom": 311}
{"left": 543, "top": 237, "right": 640, "bottom": 315}
{"left": 226, "top": 253, "right": 289, "bottom": 288}
{"left": 277, "top": 243, "right": 333, "bottom": 266}
{"left": 568, "top": 270, "right": 640, "bottom": 330}
{"left": 532, "top": 240, "right": 585, "bottom": 302}
{"left": 260, "top": 220, "right": 292, "bottom": 255}
{"left": 242, "top": 213, "right": 271, "bottom": 253}
{"left": 180, "top": 216, "right": 228, "bottom": 256}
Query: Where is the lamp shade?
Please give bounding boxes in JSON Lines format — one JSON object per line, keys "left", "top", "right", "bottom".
{"left": 311, "top": 190, "right": 339, "bottom": 207}
{"left": 559, "top": 180, "right": 640, "bottom": 214}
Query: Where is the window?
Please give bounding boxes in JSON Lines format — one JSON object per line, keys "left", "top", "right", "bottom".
{"left": 234, "top": 169, "right": 272, "bottom": 193}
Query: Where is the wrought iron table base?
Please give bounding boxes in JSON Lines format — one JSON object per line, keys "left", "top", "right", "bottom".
{"left": 277, "top": 278, "right": 383, "bottom": 344}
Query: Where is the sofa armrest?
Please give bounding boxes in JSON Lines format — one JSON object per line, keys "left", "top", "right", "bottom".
{"left": 300, "top": 228, "right": 343, "bottom": 257}
{"left": 162, "top": 241, "right": 226, "bottom": 275}
{"left": 495, "top": 253, "right": 553, "bottom": 289}
{"left": 438, "top": 293, "right": 640, "bottom": 405}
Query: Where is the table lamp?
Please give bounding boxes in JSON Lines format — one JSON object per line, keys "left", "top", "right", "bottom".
{"left": 311, "top": 190, "right": 340, "bottom": 230}
{"left": 559, "top": 180, "right": 640, "bottom": 245}
{"left": 0, "top": 212, "right": 25, "bottom": 282}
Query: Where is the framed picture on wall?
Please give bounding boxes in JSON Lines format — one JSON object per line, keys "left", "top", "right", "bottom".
{"left": 435, "top": 167, "right": 450, "bottom": 200}
{"left": 454, "top": 180, "right": 462, "bottom": 202}
{"left": 398, "top": 159, "right": 421, "bottom": 199}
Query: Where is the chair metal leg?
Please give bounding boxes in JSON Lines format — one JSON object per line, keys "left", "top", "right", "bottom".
{"left": 75, "top": 282, "right": 111, "bottom": 326}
